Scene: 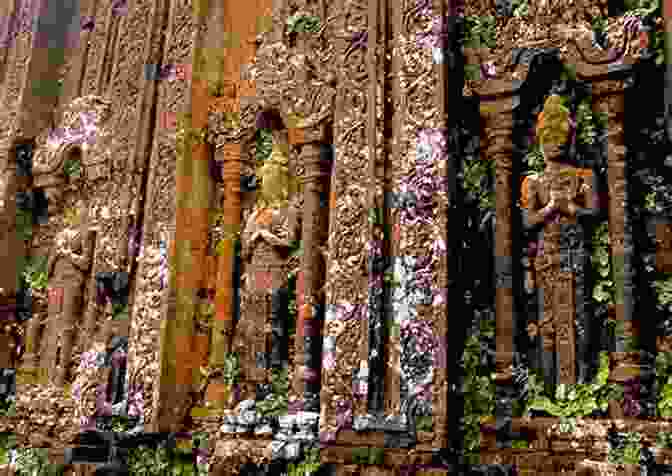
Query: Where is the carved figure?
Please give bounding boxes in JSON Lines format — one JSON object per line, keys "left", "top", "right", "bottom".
{"left": 42, "top": 200, "right": 96, "bottom": 386}
{"left": 235, "top": 138, "right": 301, "bottom": 399}
{"left": 523, "top": 94, "right": 603, "bottom": 385}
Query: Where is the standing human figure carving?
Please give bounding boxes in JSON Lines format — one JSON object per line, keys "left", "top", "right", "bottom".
{"left": 235, "top": 136, "right": 301, "bottom": 400}
{"left": 523, "top": 94, "right": 603, "bottom": 386}
{"left": 43, "top": 199, "right": 96, "bottom": 387}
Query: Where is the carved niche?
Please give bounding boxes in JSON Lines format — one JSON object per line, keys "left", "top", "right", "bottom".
{"left": 32, "top": 96, "right": 112, "bottom": 213}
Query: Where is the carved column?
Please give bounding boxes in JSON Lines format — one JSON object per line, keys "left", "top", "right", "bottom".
{"left": 290, "top": 124, "right": 332, "bottom": 412}
{"left": 593, "top": 82, "right": 638, "bottom": 382}
{"left": 481, "top": 103, "right": 515, "bottom": 386}
{"left": 209, "top": 143, "right": 242, "bottom": 371}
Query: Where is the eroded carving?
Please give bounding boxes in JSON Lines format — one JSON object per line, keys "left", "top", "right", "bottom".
{"left": 41, "top": 200, "right": 97, "bottom": 387}
{"left": 235, "top": 137, "right": 302, "bottom": 400}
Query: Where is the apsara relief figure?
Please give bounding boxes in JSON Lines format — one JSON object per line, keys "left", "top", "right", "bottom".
{"left": 235, "top": 134, "right": 301, "bottom": 400}
{"left": 523, "top": 94, "right": 603, "bottom": 386}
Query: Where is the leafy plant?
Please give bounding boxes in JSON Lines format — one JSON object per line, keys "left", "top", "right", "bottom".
{"left": 416, "top": 415, "right": 434, "bottom": 432}
{"left": 592, "top": 222, "right": 616, "bottom": 306}
{"left": 256, "top": 129, "right": 273, "bottom": 165}
{"left": 111, "top": 415, "right": 134, "bottom": 433}
{"left": 0, "top": 398, "right": 15, "bottom": 417}
{"left": 112, "top": 302, "right": 129, "bottom": 320}
{"left": 654, "top": 274, "right": 672, "bottom": 307}
{"left": 511, "top": 439, "right": 529, "bottom": 448}
{"left": 511, "top": 0, "right": 529, "bottom": 16}
{"left": 62, "top": 156, "right": 82, "bottom": 179}
{"left": 256, "top": 367, "right": 289, "bottom": 417}
{"left": 127, "top": 446, "right": 171, "bottom": 476}
{"left": 557, "top": 416, "right": 576, "bottom": 433}
{"left": 657, "top": 431, "right": 672, "bottom": 448}
{"left": 656, "top": 351, "right": 672, "bottom": 417}
{"left": 22, "top": 255, "right": 48, "bottom": 291}
{"left": 524, "top": 352, "right": 623, "bottom": 418}
{"left": 463, "top": 16, "right": 497, "bottom": 50}
{"left": 287, "top": 448, "right": 321, "bottom": 476}
{"left": 461, "top": 316, "right": 496, "bottom": 457}
{"left": 222, "top": 352, "right": 240, "bottom": 385}
{"left": 608, "top": 431, "right": 641, "bottom": 465}
{"left": 286, "top": 14, "right": 321, "bottom": 34}
{"left": 16, "top": 206, "right": 33, "bottom": 242}
{"left": 645, "top": 191, "right": 657, "bottom": 210}
{"left": 15, "top": 448, "right": 64, "bottom": 476}
{"left": 524, "top": 142, "right": 545, "bottom": 175}
{"left": 463, "top": 156, "right": 495, "bottom": 209}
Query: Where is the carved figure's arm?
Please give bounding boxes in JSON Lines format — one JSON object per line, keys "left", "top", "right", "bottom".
{"left": 526, "top": 177, "right": 558, "bottom": 226}
{"left": 568, "top": 172, "right": 607, "bottom": 220}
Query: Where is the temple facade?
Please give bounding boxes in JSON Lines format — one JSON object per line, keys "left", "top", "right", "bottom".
{"left": 0, "top": 1, "right": 671, "bottom": 476}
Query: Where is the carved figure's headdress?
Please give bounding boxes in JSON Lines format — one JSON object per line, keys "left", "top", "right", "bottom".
{"left": 257, "top": 142, "right": 290, "bottom": 207}
{"left": 536, "top": 94, "right": 571, "bottom": 146}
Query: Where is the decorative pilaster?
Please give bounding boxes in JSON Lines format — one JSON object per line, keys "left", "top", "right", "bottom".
{"left": 593, "top": 82, "right": 638, "bottom": 382}
{"left": 290, "top": 127, "right": 332, "bottom": 413}
{"left": 481, "top": 104, "right": 515, "bottom": 386}
{"left": 209, "top": 144, "right": 242, "bottom": 370}
{"left": 153, "top": 4, "right": 212, "bottom": 431}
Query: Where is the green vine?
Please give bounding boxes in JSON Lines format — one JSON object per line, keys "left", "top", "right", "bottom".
{"left": 463, "top": 155, "right": 495, "bottom": 209}
{"left": 461, "top": 317, "right": 496, "bottom": 460}
{"left": 286, "top": 14, "right": 321, "bottom": 34}
{"left": 511, "top": 0, "right": 529, "bottom": 17}
{"left": 22, "top": 255, "right": 48, "bottom": 292}
{"left": 127, "top": 445, "right": 196, "bottom": 476}
{"left": 511, "top": 439, "right": 530, "bottom": 448}
{"left": 256, "top": 128, "right": 273, "bottom": 165}
{"left": 16, "top": 206, "right": 33, "bottom": 242}
{"left": 351, "top": 447, "right": 384, "bottom": 466}
{"left": 524, "top": 142, "right": 545, "bottom": 175}
{"left": 62, "top": 156, "right": 82, "bottom": 179}
{"left": 112, "top": 302, "right": 129, "bottom": 320}
{"left": 256, "top": 367, "right": 289, "bottom": 417}
{"left": 416, "top": 415, "right": 434, "bottom": 433}
{"left": 222, "top": 352, "right": 240, "bottom": 386}
{"left": 287, "top": 448, "right": 321, "bottom": 476}
{"left": 463, "top": 16, "right": 497, "bottom": 50}
{"left": 608, "top": 432, "right": 641, "bottom": 465}
{"left": 0, "top": 433, "right": 15, "bottom": 466}
{"left": 656, "top": 351, "right": 672, "bottom": 417}
{"left": 15, "top": 448, "right": 64, "bottom": 476}
{"left": 592, "top": 222, "right": 616, "bottom": 307}
{"left": 654, "top": 274, "right": 672, "bottom": 308}
{"left": 524, "top": 352, "right": 623, "bottom": 418}
{"left": 657, "top": 431, "right": 672, "bottom": 449}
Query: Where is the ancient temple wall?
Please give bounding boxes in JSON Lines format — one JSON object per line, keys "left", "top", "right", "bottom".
{"left": 126, "top": 0, "right": 194, "bottom": 431}
{"left": 319, "top": 0, "right": 371, "bottom": 440}
{"left": 80, "top": 0, "right": 117, "bottom": 97}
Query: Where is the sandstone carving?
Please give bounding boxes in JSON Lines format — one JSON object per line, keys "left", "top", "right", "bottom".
{"left": 524, "top": 95, "right": 596, "bottom": 385}
{"left": 235, "top": 137, "right": 301, "bottom": 400}
{"left": 41, "top": 200, "right": 96, "bottom": 387}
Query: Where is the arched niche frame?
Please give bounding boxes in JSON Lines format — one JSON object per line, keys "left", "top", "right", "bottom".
{"left": 474, "top": 43, "right": 644, "bottom": 429}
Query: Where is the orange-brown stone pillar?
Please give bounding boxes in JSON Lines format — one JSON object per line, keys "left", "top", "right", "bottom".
{"left": 209, "top": 143, "right": 241, "bottom": 370}
{"left": 290, "top": 128, "right": 332, "bottom": 412}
